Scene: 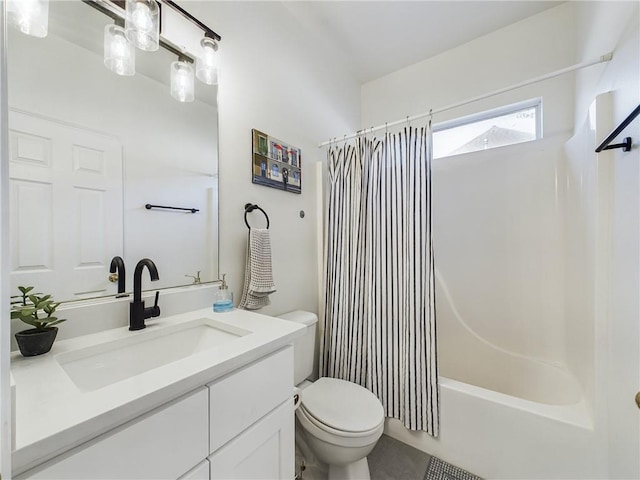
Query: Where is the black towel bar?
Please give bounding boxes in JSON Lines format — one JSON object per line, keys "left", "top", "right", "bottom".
{"left": 595, "top": 104, "right": 639, "bottom": 153}
{"left": 244, "top": 203, "right": 270, "bottom": 229}
{"left": 145, "top": 204, "right": 199, "bottom": 213}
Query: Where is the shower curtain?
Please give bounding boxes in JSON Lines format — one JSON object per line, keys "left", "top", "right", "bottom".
{"left": 321, "top": 125, "right": 439, "bottom": 435}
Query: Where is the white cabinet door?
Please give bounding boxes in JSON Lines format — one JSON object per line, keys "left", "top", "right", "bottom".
{"left": 20, "top": 388, "right": 208, "bottom": 480}
{"left": 209, "top": 347, "right": 293, "bottom": 453}
{"left": 209, "top": 400, "right": 294, "bottom": 480}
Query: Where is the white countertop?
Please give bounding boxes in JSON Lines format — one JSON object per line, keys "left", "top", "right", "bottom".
{"left": 11, "top": 308, "right": 305, "bottom": 475}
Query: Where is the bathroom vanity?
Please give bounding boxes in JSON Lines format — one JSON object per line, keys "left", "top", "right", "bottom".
{"left": 10, "top": 309, "right": 305, "bottom": 479}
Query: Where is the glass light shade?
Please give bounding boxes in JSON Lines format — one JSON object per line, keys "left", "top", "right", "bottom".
{"left": 125, "top": 0, "right": 159, "bottom": 52}
{"left": 196, "top": 37, "right": 219, "bottom": 85}
{"left": 104, "top": 25, "right": 135, "bottom": 76}
{"left": 7, "top": 0, "right": 49, "bottom": 38}
{"left": 170, "top": 61, "right": 195, "bottom": 103}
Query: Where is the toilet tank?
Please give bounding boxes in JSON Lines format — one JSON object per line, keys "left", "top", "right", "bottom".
{"left": 277, "top": 310, "right": 318, "bottom": 385}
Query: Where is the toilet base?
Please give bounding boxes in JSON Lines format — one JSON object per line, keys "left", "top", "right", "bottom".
{"left": 328, "top": 457, "right": 370, "bottom": 480}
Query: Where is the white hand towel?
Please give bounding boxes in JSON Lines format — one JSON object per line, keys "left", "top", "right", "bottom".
{"left": 239, "top": 228, "right": 276, "bottom": 310}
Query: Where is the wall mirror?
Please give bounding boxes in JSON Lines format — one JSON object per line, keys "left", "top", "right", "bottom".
{"left": 6, "top": 0, "right": 219, "bottom": 302}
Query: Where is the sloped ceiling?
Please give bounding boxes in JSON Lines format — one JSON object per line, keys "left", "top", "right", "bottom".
{"left": 283, "top": 1, "right": 563, "bottom": 84}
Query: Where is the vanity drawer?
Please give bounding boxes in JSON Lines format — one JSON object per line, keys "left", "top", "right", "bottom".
{"left": 208, "top": 346, "right": 293, "bottom": 453}
{"left": 20, "top": 388, "right": 209, "bottom": 480}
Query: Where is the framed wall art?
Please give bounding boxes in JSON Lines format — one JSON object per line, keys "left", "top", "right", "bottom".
{"left": 252, "top": 129, "right": 301, "bottom": 194}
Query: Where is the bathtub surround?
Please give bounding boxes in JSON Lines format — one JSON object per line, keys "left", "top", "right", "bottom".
{"left": 322, "top": 127, "right": 438, "bottom": 435}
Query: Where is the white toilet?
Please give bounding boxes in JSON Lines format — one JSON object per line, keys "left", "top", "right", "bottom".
{"left": 278, "top": 311, "right": 385, "bottom": 480}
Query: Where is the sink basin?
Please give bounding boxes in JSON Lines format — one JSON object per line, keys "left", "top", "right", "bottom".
{"left": 56, "top": 318, "right": 250, "bottom": 392}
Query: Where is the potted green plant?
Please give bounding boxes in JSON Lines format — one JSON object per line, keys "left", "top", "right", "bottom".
{"left": 11, "top": 286, "right": 66, "bottom": 357}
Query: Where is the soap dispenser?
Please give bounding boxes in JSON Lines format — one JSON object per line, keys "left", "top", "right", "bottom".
{"left": 213, "top": 274, "right": 234, "bottom": 312}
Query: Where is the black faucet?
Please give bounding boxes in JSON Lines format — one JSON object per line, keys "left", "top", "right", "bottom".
{"left": 109, "top": 256, "right": 128, "bottom": 297}
{"left": 129, "top": 258, "right": 160, "bottom": 331}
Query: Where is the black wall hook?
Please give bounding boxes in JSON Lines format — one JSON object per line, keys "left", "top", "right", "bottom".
{"left": 244, "top": 203, "right": 270, "bottom": 229}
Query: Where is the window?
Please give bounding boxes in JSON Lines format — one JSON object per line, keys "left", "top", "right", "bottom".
{"left": 433, "top": 99, "right": 541, "bottom": 159}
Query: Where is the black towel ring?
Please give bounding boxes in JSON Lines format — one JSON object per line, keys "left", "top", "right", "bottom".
{"left": 244, "top": 203, "right": 270, "bottom": 229}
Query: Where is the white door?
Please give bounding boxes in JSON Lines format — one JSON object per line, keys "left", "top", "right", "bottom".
{"left": 9, "top": 110, "right": 123, "bottom": 300}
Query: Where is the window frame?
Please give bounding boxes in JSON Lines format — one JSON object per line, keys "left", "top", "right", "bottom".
{"left": 433, "top": 97, "right": 542, "bottom": 158}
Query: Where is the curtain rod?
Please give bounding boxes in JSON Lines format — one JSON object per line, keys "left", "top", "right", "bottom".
{"left": 318, "top": 52, "right": 613, "bottom": 148}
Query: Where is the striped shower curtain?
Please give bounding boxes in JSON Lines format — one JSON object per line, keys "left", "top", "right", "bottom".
{"left": 321, "top": 126, "right": 439, "bottom": 435}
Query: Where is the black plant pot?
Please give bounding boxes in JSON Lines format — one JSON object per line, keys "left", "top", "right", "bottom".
{"left": 15, "top": 327, "right": 58, "bottom": 357}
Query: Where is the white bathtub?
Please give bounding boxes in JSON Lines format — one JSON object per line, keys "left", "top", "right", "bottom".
{"left": 384, "top": 375, "right": 605, "bottom": 480}
{"left": 383, "top": 276, "right": 607, "bottom": 479}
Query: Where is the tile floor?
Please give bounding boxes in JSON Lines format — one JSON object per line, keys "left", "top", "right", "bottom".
{"left": 296, "top": 432, "right": 433, "bottom": 480}
{"left": 368, "top": 434, "right": 432, "bottom": 480}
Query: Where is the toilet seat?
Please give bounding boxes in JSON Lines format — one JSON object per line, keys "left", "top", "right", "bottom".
{"left": 300, "top": 377, "right": 385, "bottom": 433}
{"left": 298, "top": 403, "right": 383, "bottom": 438}
{"left": 297, "top": 377, "right": 385, "bottom": 448}
{"left": 296, "top": 405, "right": 384, "bottom": 449}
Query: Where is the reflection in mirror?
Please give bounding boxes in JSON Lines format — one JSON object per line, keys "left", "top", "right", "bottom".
{"left": 7, "top": 1, "right": 219, "bottom": 302}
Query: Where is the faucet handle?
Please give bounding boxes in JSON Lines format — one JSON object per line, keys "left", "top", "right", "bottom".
{"left": 149, "top": 291, "right": 161, "bottom": 318}
{"left": 185, "top": 271, "right": 202, "bottom": 284}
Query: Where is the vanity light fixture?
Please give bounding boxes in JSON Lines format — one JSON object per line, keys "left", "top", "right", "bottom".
{"left": 82, "top": 0, "right": 221, "bottom": 102}
{"left": 7, "top": 0, "right": 49, "bottom": 38}
{"left": 196, "top": 36, "right": 219, "bottom": 86}
{"left": 125, "top": 0, "right": 160, "bottom": 52}
{"left": 104, "top": 21, "right": 136, "bottom": 76}
{"left": 170, "top": 58, "right": 195, "bottom": 103}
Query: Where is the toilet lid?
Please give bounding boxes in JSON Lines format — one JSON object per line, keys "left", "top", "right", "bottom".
{"left": 300, "top": 377, "right": 384, "bottom": 433}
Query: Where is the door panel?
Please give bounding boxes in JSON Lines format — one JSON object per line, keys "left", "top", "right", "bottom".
{"left": 9, "top": 110, "right": 123, "bottom": 300}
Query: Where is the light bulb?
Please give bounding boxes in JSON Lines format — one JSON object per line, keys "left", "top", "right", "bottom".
{"left": 125, "top": 0, "right": 159, "bottom": 51}
{"left": 131, "top": 3, "right": 153, "bottom": 32}
{"left": 7, "top": 0, "right": 49, "bottom": 38}
{"left": 170, "top": 61, "right": 195, "bottom": 103}
{"left": 104, "top": 24, "right": 135, "bottom": 76}
{"left": 196, "top": 37, "right": 219, "bottom": 85}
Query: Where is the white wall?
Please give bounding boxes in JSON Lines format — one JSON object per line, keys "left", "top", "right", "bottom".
{"left": 571, "top": 2, "right": 640, "bottom": 478}
{"left": 185, "top": 1, "right": 360, "bottom": 317}
{"left": 0, "top": 4, "right": 13, "bottom": 476}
